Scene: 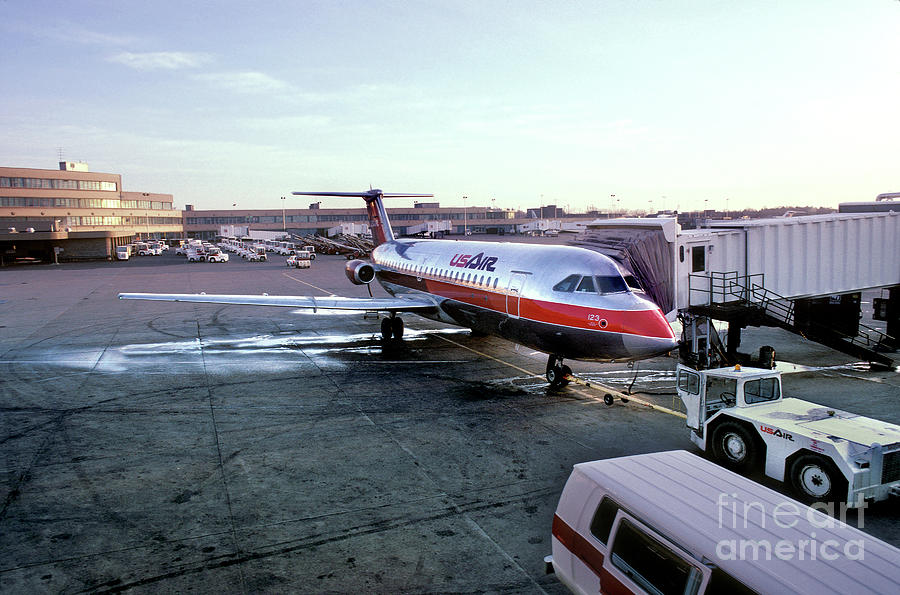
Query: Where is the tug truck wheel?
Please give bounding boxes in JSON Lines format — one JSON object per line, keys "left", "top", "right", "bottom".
{"left": 789, "top": 454, "right": 848, "bottom": 504}
{"left": 711, "top": 421, "right": 759, "bottom": 473}
{"left": 380, "top": 318, "right": 392, "bottom": 341}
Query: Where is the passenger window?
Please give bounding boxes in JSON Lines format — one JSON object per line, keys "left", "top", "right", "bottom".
{"left": 553, "top": 274, "right": 580, "bottom": 292}
{"left": 493, "top": 278, "right": 498, "bottom": 289}
{"left": 576, "top": 276, "right": 596, "bottom": 293}
{"left": 678, "top": 370, "right": 700, "bottom": 395}
{"left": 595, "top": 275, "right": 628, "bottom": 294}
{"left": 744, "top": 378, "right": 780, "bottom": 404}
{"left": 610, "top": 518, "right": 702, "bottom": 595}
{"left": 589, "top": 497, "right": 620, "bottom": 545}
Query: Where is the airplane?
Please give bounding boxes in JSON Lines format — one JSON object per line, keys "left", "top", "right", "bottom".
{"left": 119, "top": 190, "right": 678, "bottom": 387}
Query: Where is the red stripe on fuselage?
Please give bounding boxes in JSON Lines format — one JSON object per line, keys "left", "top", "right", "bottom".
{"left": 378, "top": 268, "right": 673, "bottom": 339}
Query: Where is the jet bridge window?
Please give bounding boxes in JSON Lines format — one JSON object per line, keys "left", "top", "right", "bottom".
{"left": 744, "top": 378, "right": 780, "bottom": 404}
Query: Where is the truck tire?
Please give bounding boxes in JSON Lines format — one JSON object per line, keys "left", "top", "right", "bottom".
{"left": 711, "top": 421, "right": 759, "bottom": 473}
{"left": 789, "top": 454, "right": 848, "bottom": 504}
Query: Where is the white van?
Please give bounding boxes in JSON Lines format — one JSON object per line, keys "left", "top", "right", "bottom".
{"left": 548, "top": 450, "right": 900, "bottom": 595}
{"left": 115, "top": 245, "right": 130, "bottom": 260}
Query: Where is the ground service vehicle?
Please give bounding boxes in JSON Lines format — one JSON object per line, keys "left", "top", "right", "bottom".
{"left": 548, "top": 450, "right": 900, "bottom": 595}
{"left": 205, "top": 247, "right": 229, "bottom": 263}
{"left": 302, "top": 245, "right": 316, "bottom": 259}
{"left": 276, "top": 242, "right": 296, "bottom": 255}
{"left": 135, "top": 242, "right": 154, "bottom": 256}
{"left": 676, "top": 364, "right": 900, "bottom": 506}
{"left": 285, "top": 254, "right": 310, "bottom": 268}
{"left": 186, "top": 249, "right": 205, "bottom": 262}
{"left": 115, "top": 245, "right": 130, "bottom": 260}
{"left": 295, "top": 249, "right": 313, "bottom": 264}
{"left": 246, "top": 247, "right": 267, "bottom": 262}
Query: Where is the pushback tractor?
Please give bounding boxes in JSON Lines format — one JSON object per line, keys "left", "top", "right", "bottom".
{"left": 676, "top": 364, "right": 900, "bottom": 506}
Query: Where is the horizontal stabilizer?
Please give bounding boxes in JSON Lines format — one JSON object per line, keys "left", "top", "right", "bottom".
{"left": 292, "top": 190, "right": 433, "bottom": 199}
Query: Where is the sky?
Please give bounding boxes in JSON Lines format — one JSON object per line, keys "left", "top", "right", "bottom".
{"left": 2, "top": 0, "right": 899, "bottom": 213}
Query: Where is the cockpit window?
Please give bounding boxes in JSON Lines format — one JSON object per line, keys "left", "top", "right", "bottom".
{"left": 553, "top": 274, "right": 581, "bottom": 292}
{"left": 576, "top": 276, "right": 596, "bottom": 293}
{"left": 623, "top": 274, "right": 643, "bottom": 292}
{"left": 595, "top": 275, "right": 629, "bottom": 294}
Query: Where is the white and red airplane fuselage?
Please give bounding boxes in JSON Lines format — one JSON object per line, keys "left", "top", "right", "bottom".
{"left": 363, "top": 238, "right": 676, "bottom": 362}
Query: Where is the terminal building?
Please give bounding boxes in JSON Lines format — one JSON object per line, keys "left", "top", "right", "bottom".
{"left": 1, "top": 162, "right": 593, "bottom": 263}
{"left": 183, "top": 201, "right": 524, "bottom": 240}
{"left": 1, "top": 162, "right": 180, "bottom": 263}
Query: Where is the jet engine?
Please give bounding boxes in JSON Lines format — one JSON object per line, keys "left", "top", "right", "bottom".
{"left": 344, "top": 259, "right": 376, "bottom": 285}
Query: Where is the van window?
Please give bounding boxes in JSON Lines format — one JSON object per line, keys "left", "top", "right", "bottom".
{"left": 553, "top": 274, "right": 580, "bottom": 292}
{"left": 706, "top": 568, "right": 759, "bottom": 595}
{"left": 610, "top": 518, "right": 702, "bottom": 595}
{"left": 744, "top": 378, "right": 780, "bottom": 404}
{"left": 589, "top": 497, "right": 620, "bottom": 544}
{"left": 677, "top": 369, "right": 700, "bottom": 395}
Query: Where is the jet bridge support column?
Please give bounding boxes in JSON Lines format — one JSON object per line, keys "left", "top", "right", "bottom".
{"left": 876, "top": 286, "right": 900, "bottom": 351}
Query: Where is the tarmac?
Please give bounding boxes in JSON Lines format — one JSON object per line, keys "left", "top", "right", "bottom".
{"left": 1, "top": 242, "right": 898, "bottom": 593}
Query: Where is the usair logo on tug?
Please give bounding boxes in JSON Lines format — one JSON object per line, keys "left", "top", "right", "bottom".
{"left": 449, "top": 252, "right": 498, "bottom": 271}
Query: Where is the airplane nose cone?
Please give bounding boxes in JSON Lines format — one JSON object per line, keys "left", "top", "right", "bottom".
{"left": 621, "top": 307, "right": 678, "bottom": 358}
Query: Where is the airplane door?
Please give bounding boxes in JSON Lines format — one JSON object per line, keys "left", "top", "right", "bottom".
{"left": 507, "top": 272, "right": 528, "bottom": 318}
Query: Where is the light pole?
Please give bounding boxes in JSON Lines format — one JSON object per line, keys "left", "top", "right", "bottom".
{"left": 281, "top": 196, "right": 286, "bottom": 232}
{"left": 463, "top": 195, "right": 468, "bottom": 235}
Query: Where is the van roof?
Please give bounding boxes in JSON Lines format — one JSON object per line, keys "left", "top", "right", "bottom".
{"left": 571, "top": 450, "right": 900, "bottom": 594}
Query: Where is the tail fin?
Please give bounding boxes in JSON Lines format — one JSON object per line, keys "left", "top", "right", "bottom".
{"left": 292, "top": 190, "right": 433, "bottom": 246}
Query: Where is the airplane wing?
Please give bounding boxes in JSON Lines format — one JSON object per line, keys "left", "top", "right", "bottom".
{"left": 117, "top": 292, "right": 438, "bottom": 313}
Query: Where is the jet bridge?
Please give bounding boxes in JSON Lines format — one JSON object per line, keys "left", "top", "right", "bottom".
{"left": 571, "top": 212, "right": 900, "bottom": 369}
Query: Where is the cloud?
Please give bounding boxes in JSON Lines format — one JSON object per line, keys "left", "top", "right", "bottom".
{"left": 238, "top": 115, "right": 333, "bottom": 130}
{"left": 194, "top": 71, "right": 292, "bottom": 94}
{"left": 37, "top": 23, "right": 138, "bottom": 46}
{"left": 109, "top": 51, "right": 212, "bottom": 70}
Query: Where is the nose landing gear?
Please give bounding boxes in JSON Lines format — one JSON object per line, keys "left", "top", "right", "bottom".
{"left": 546, "top": 355, "right": 572, "bottom": 388}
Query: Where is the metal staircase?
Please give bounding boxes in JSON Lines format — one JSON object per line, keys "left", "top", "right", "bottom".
{"left": 686, "top": 272, "right": 897, "bottom": 369}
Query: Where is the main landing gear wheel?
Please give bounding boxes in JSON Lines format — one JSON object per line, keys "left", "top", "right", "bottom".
{"left": 546, "top": 355, "right": 571, "bottom": 388}
{"left": 391, "top": 317, "right": 404, "bottom": 339}
{"left": 380, "top": 316, "right": 405, "bottom": 341}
